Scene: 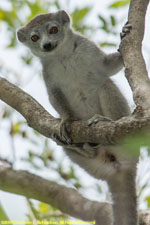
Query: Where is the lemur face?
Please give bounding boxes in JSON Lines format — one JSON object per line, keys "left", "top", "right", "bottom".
{"left": 17, "top": 10, "right": 71, "bottom": 57}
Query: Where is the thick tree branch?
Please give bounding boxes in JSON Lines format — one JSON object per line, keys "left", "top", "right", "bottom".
{"left": 0, "top": 166, "right": 149, "bottom": 225}
{"left": 120, "top": 0, "right": 150, "bottom": 112}
{"left": 0, "top": 166, "right": 112, "bottom": 224}
{"left": 0, "top": 77, "right": 150, "bottom": 146}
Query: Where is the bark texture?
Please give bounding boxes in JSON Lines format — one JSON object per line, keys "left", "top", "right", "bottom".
{"left": 120, "top": 0, "right": 150, "bottom": 112}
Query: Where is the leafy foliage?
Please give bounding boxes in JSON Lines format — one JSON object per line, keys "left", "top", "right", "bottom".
{"left": 25, "top": 199, "right": 68, "bottom": 223}
{"left": 109, "top": 0, "right": 130, "bottom": 8}
{"left": 146, "top": 196, "right": 150, "bottom": 208}
{"left": 0, "top": 204, "right": 11, "bottom": 221}
{"left": 71, "top": 7, "right": 93, "bottom": 33}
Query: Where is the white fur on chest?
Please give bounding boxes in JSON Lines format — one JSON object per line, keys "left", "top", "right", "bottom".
{"left": 46, "top": 52, "right": 102, "bottom": 119}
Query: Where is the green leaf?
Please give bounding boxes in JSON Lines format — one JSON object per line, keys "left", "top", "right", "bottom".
{"left": 0, "top": 203, "right": 11, "bottom": 221}
{"left": 98, "top": 15, "right": 109, "bottom": 32}
{"left": 110, "top": 15, "right": 116, "bottom": 26}
{"left": 34, "top": 130, "right": 40, "bottom": 136}
{"left": 109, "top": 0, "right": 130, "bottom": 8}
{"left": 100, "top": 42, "right": 117, "bottom": 47}
{"left": 146, "top": 196, "right": 150, "bottom": 208}
{"left": 74, "top": 182, "right": 82, "bottom": 189}
{"left": 54, "top": 0, "right": 61, "bottom": 10}
{"left": 7, "top": 31, "right": 17, "bottom": 48}
{"left": 39, "top": 202, "right": 49, "bottom": 213}
{"left": 67, "top": 167, "right": 75, "bottom": 179}
{"left": 121, "top": 132, "right": 150, "bottom": 157}
{"left": 0, "top": 10, "right": 4, "bottom": 20}
{"left": 71, "top": 7, "right": 91, "bottom": 23}
{"left": 26, "top": 0, "right": 50, "bottom": 21}
{"left": 0, "top": 9, "right": 17, "bottom": 28}
{"left": 71, "top": 7, "right": 92, "bottom": 32}
{"left": 21, "top": 54, "right": 33, "bottom": 65}
{"left": 10, "top": 121, "right": 26, "bottom": 137}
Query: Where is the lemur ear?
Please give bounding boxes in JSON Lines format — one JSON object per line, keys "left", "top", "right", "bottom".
{"left": 17, "top": 27, "right": 26, "bottom": 43}
{"left": 57, "top": 10, "right": 70, "bottom": 25}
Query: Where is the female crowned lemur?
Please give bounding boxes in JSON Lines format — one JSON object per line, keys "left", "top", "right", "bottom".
{"left": 17, "top": 10, "right": 138, "bottom": 225}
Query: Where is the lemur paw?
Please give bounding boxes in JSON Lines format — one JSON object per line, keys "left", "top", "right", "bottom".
{"left": 120, "top": 22, "right": 132, "bottom": 40}
{"left": 59, "top": 118, "right": 72, "bottom": 144}
{"left": 87, "top": 114, "right": 112, "bottom": 126}
{"left": 52, "top": 133, "right": 67, "bottom": 146}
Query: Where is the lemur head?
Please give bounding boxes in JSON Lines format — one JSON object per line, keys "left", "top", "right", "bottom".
{"left": 17, "top": 10, "right": 71, "bottom": 57}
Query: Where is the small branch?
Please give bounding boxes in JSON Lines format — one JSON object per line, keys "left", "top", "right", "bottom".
{"left": 0, "top": 77, "right": 58, "bottom": 138}
{"left": 120, "top": 0, "right": 150, "bottom": 112}
{"left": 26, "top": 198, "right": 37, "bottom": 224}
{"left": 0, "top": 166, "right": 149, "bottom": 225}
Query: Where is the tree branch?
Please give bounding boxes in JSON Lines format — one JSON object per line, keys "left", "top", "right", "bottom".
{"left": 0, "top": 166, "right": 149, "bottom": 225}
{"left": 0, "top": 77, "right": 150, "bottom": 146}
{"left": 0, "top": 166, "right": 112, "bottom": 224}
{"left": 120, "top": 0, "right": 150, "bottom": 112}
{"left": 0, "top": 77, "right": 59, "bottom": 138}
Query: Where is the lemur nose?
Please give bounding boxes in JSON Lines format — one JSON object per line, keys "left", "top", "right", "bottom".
{"left": 43, "top": 43, "right": 52, "bottom": 51}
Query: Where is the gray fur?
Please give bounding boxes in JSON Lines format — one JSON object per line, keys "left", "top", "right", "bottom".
{"left": 17, "top": 10, "right": 138, "bottom": 225}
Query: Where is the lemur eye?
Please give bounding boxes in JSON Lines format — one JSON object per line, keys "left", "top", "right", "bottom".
{"left": 49, "top": 26, "right": 58, "bottom": 34}
{"left": 31, "top": 34, "right": 39, "bottom": 42}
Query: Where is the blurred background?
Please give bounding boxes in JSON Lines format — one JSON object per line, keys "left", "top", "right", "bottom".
{"left": 0, "top": 0, "right": 150, "bottom": 222}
